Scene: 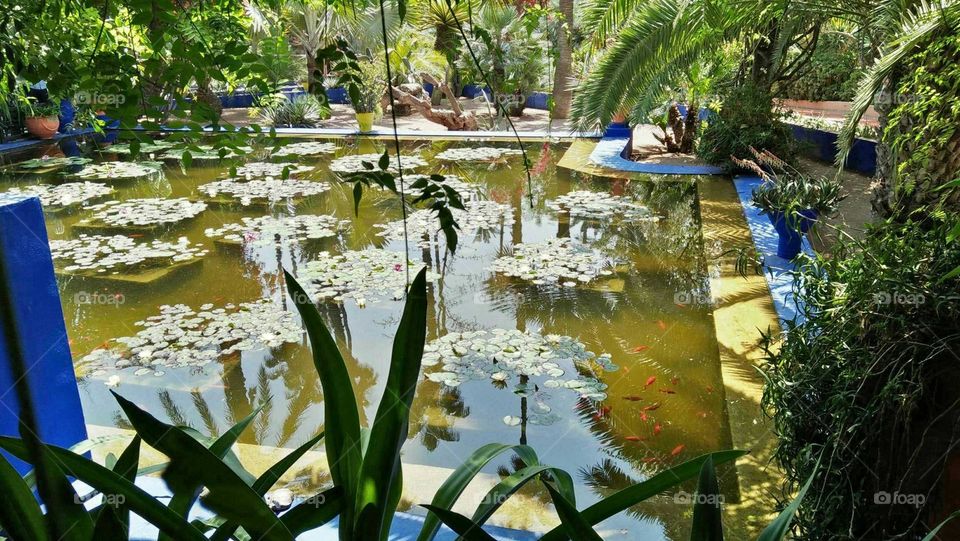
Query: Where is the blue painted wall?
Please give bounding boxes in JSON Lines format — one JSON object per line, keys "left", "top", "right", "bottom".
{"left": 788, "top": 124, "right": 877, "bottom": 175}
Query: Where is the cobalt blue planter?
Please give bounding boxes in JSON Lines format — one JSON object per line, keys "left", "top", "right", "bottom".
{"left": 58, "top": 99, "right": 76, "bottom": 133}
{"left": 768, "top": 209, "right": 818, "bottom": 259}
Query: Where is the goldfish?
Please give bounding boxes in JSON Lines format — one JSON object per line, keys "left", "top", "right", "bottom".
{"left": 643, "top": 402, "right": 661, "bottom": 411}
{"left": 630, "top": 345, "right": 650, "bottom": 353}
{"left": 656, "top": 320, "right": 667, "bottom": 331}
{"left": 659, "top": 388, "right": 676, "bottom": 394}
{"left": 625, "top": 435, "right": 644, "bottom": 442}
{"left": 639, "top": 412, "right": 648, "bottom": 422}
{"left": 645, "top": 376, "right": 657, "bottom": 387}
{"left": 705, "top": 385, "right": 714, "bottom": 393}
{"left": 642, "top": 457, "right": 659, "bottom": 464}
{"left": 593, "top": 405, "right": 612, "bottom": 420}
{"left": 671, "top": 377, "right": 680, "bottom": 386}
{"left": 653, "top": 423, "right": 662, "bottom": 436}
{"left": 674, "top": 302, "right": 687, "bottom": 309}
{"left": 671, "top": 444, "right": 686, "bottom": 456}
{"left": 622, "top": 395, "right": 643, "bottom": 401}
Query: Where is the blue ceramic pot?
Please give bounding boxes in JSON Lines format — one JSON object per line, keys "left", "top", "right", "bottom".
{"left": 768, "top": 209, "right": 818, "bottom": 259}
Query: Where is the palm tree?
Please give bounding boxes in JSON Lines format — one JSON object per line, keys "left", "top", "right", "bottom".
{"left": 551, "top": 0, "right": 575, "bottom": 119}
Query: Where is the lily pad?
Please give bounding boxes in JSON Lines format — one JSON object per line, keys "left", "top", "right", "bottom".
{"left": 198, "top": 178, "right": 330, "bottom": 206}
{"left": 270, "top": 141, "right": 337, "bottom": 158}
{"left": 205, "top": 214, "right": 350, "bottom": 247}
{"left": 546, "top": 190, "right": 658, "bottom": 221}
{"left": 231, "top": 162, "right": 314, "bottom": 179}
{"left": 51, "top": 234, "right": 208, "bottom": 275}
{"left": 298, "top": 249, "right": 440, "bottom": 306}
{"left": 103, "top": 142, "right": 175, "bottom": 155}
{"left": 3, "top": 182, "right": 112, "bottom": 211}
{"left": 62, "top": 161, "right": 164, "bottom": 183}
{"left": 80, "top": 198, "right": 207, "bottom": 228}
{"left": 488, "top": 238, "right": 619, "bottom": 286}
{"left": 434, "top": 147, "right": 523, "bottom": 162}
{"left": 14, "top": 156, "right": 93, "bottom": 171}
{"left": 329, "top": 153, "right": 428, "bottom": 174}
{"left": 375, "top": 200, "right": 513, "bottom": 248}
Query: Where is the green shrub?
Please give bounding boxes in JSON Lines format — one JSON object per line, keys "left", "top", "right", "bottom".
{"left": 761, "top": 216, "right": 960, "bottom": 540}
{"left": 778, "top": 34, "right": 863, "bottom": 101}
{"left": 696, "top": 83, "right": 796, "bottom": 168}
{"left": 734, "top": 148, "right": 844, "bottom": 215}
{"left": 256, "top": 93, "right": 330, "bottom": 128}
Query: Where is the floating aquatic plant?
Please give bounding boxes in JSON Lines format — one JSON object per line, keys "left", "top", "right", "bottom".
{"left": 298, "top": 249, "right": 440, "bottom": 306}
{"left": 232, "top": 162, "right": 314, "bottom": 179}
{"left": 375, "top": 200, "right": 513, "bottom": 248}
{"left": 329, "top": 153, "right": 428, "bottom": 174}
{"left": 103, "top": 141, "right": 175, "bottom": 155}
{"left": 204, "top": 214, "right": 350, "bottom": 247}
{"left": 51, "top": 234, "right": 208, "bottom": 274}
{"left": 63, "top": 161, "right": 164, "bottom": 182}
{"left": 546, "top": 190, "right": 658, "bottom": 221}
{"left": 161, "top": 145, "right": 253, "bottom": 161}
{"left": 3, "top": 182, "right": 112, "bottom": 210}
{"left": 79, "top": 300, "right": 302, "bottom": 375}
{"left": 81, "top": 198, "right": 207, "bottom": 228}
{"left": 407, "top": 174, "right": 479, "bottom": 200}
{"left": 270, "top": 141, "right": 337, "bottom": 157}
{"left": 434, "top": 147, "right": 523, "bottom": 162}
{"left": 198, "top": 178, "right": 330, "bottom": 206}
{"left": 422, "top": 329, "right": 617, "bottom": 425}
{"left": 488, "top": 238, "right": 618, "bottom": 286}
{"left": 15, "top": 156, "right": 92, "bottom": 170}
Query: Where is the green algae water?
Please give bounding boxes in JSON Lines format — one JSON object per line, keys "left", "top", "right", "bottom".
{"left": 1, "top": 135, "right": 748, "bottom": 539}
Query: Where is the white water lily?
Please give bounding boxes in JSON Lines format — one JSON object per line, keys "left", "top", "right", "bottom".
{"left": 80, "top": 300, "right": 302, "bottom": 375}
{"left": 488, "top": 238, "right": 619, "bottom": 286}
{"left": 375, "top": 200, "right": 513, "bottom": 248}
{"left": 434, "top": 147, "right": 523, "bottom": 162}
{"left": 205, "top": 214, "right": 349, "bottom": 246}
{"left": 81, "top": 198, "right": 207, "bottom": 227}
{"left": 546, "top": 190, "right": 658, "bottom": 221}
{"left": 298, "top": 249, "right": 440, "bottom": 306}
{"left": 423, "top": 329, "right": 618, "bottom": 425}
{"left": 198, "top": 178, "right": 330, "bottom": 206}
{"left": 51, "top": 234, "right": 208, "bottom": 274}
{"left": 3, "top": 182, "right": 112, "bottom": 210}
{"left": 231, "top": 162, "right": 314, "bottom": 179}
{"left": 329, "top": 153, "right": 428, "bottom": 174}
{"left": 63, "top": 161, "right": 164, "bottom": 182}
{"left": 270, "top": 141, "right": 337, "bottom": 157}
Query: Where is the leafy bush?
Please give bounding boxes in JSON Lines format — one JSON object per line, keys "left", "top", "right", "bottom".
{"left": 761, "top": 217, "right": 960, "bottom": 540}
{"left": 777, "top": 34, "right": 863, "bottom": 101}
{"left": 257, "top": 93, "right": 329, "bottom": 128}
{"left": 696, "top": 83, "right": 796, "bottom": 168}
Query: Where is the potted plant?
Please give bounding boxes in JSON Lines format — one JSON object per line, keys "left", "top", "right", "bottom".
{"left": 735, "top": 148, "right": 843, "bottom": 259}
{"left": 23, "top": 98, "right": 61, "bottom": 139}
{"left": 350, "top": 60, "right": 384, "bottom": 132}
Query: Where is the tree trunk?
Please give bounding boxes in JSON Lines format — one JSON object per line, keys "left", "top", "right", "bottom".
{"left": 551, "top": 0, "right": 574, "bottom": 119}
{"left": 871, "top": 81, "right": 896, "bottom": 218}
{"left": 194, "top": 78, "right": 223, "bottom": 119}
{"left": 386, "top": 74, "right": 478, "bottom": 130}
{"left": 306, "top": 53, "right": 322, "bottom": 96}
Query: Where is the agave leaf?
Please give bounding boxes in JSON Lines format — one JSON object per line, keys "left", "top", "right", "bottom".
{"left": 921, "top": 510, "right": 960, "bottom": 541}
{"left": 756, "top": 459, "right": 818, "bottom": 541}
{"left": 0, "top": 437, "right": 208, "bottom": 541}
{"left": 689, "top": 456, "right": 723, "bottom": 541}
{"left": 284, "top": 269, "right": 362, "bottom": 538}
{"left": 544, "top": 483, "right": 603, "bottom": 541}
{"left": 111, "top": 393, "right": 293, "bottom": 541}
{"left": 38, "top": 442, "right": 94, "bottom": 540}
{"left": 0, "top": 452, "right": 46, "bottom": 539}
{"left": 92, "top": 436, "right": 142, "bottom": 540}
{"left": 211, "top": 432, "right": 326, "bottom": 541}
{"left": 471, "top": 465, "right": 574, "bottom": 527}
{"left": 420, "top": 505, "right": 498, "bottom": 541}
{"left": 418, "top": 443, "right": 540, "bottom": 541}
{"left": 539, "top": 450, "right": 747, "bottom": 541}
{"left": 355, "top": 268, "right": 429, "bottom": 540}
{"left": 278, "top": 486, "right": 343, "bottom": 535}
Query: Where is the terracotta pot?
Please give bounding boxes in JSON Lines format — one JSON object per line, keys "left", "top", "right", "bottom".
{"left": 25, "top": 115, "right": 60, "bottom": 139}
{"left": 356, "top": 112, "right": 375, "bottom": 132}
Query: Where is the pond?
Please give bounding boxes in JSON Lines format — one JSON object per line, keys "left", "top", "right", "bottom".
{"left": 1, "top": 135, "right": 741, "bottom": 539}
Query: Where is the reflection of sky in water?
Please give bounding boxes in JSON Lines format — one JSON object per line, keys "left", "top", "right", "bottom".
{"left": 6, "top": 137, "right": 734, "bottom": 539}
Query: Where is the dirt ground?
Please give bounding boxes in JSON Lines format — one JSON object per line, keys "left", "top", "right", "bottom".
{"left": 798, "top": 157, "right": 876, "bottom": 252}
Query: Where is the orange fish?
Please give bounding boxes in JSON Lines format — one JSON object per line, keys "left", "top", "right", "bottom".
{"left": 128, "top": 234, "right": 143, "bottom": 238}
{"left": 643, "top": 402, "right": 661, "bottom": 411}
{"left": 671, "top": 444, "right": 686, "bottom": 456}
{"left": 697, "top": 411, "right": 708, "bottom": 419}
{"left": 642, "top": 457, "right": 659, "bottom": 464}
{"left": 639, "top": 412, "right": 648, "bottom": 422}
{"left": 593, "top": 405, "right": 612, "bottom": 420}
{"left": 653, "top": 423, "right": 662, "bottom": 436}
{"left": 656, "top": 320, "right": 667, "bottom": 331}
{"left": 659, "top": 388, "right": 676, "bottom": 395}
{"left": 622, "top": 395, "right": 643, "bottom": 402}
{"left": 705, "top": 385, "right": 714, "bottom": 393}
{"left": 645, "top": 376, "right": 657, "bottom": 387}
{"left": 625, "top": 435, "right": 644, "bottom": 442}
{"left": 630, "top": 345, "right": 650, "bottom": 353}
{"left": 622, "top": 365, "right": 630, "bottom": 373}
{"left": 674, "top": 302, "right": 687, "bottom": 309}
{"left": 671, "top": 377, "right": 680, "bottom": 386}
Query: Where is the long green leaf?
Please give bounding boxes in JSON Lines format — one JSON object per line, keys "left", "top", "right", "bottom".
{"left": 92, "top": 436, "right": 142, "bottom": 540}
{"left": 279, "top": 486, "right": 344, "bottom": 536}
{"left": 756, "top": 460, "right": 817, "bottom": 541}
{"left": 284, "top": 269, "right": 363, "bottom": 537}
{"left": 689, "top": 456, "right": 723, "bottom": 541}
{"left": 471, "top": 465, "right": 574, "bottom": 527}
{"left": 356, "top": 268, "right": 429, "bottom": 540}
{"left": 112, "top": 392, "right": 293, "bottom": 541}
{"left": 39, "top": 443, "right": 94, "bottom": 540}
{"left": 540, "top": 450, "right": 747, "bottom": 541}
{"left": 212, "top": 432, "right": 326, "bottom": 541}
{"left": 418, "top": 443, "right": 541, "bottom": 541}
{"left": 0, "top": 437, "right": 208, "bottom": 541}
{"left": 421, "top": 505, "right": 499, "bottom": 541}
{"left": 544, "top": 483, "right": 603, "bottom": 541}
{"left": 0, "top": 451, "right": 46, "bottom": 539}
{"left": 922, "top": 510, "right": 960, "bottom": 541}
